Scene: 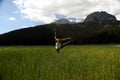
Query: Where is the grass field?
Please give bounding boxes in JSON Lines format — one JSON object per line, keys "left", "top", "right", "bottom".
{"left": 0, "top": 45, "right": 120, "bottom": 80}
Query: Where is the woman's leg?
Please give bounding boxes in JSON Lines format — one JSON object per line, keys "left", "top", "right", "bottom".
{"left": 56, "top": 49, "right": 60, "bottom": 53}
{"left": 62, "top": 40, "right": 72, "bottom": 47}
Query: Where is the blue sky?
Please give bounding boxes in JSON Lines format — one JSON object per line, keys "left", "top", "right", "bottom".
{"left": 0, "top": 0, "right": 120, "bottom": 34}
{"left": 0, "top": 0, "right": 42, "bottom": 34}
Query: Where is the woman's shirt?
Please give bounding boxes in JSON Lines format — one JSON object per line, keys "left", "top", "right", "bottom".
{"left": 55, "top": 39, "right": 61, "bottom": 49}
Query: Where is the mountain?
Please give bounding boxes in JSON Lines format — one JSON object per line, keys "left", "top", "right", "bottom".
{"left": 52, "top": 18, "right": 73, "bottom": 24}
{"left": 0, "top": 25, "right": 54, "bottom": 45}
{"left": 84, "top": 11, "right": 117, "bottom": 24}
{"left": 0, "top": 11, "right": 120, "bottom": 45}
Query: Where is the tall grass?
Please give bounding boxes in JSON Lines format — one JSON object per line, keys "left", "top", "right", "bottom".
{"left": 0, "top": 45, "right": 120, "bottom": 80}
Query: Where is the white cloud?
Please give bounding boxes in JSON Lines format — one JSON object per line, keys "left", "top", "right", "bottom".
{"left": 22, "top": 25, "right": 35, "bottom": 28}
{"left": 9, "top": 17, "right": 16, "bottom": 21}
{"left": 13, "top": 0, "right": 120, "bottom": 23}
{"left": 116, "top": 14, "right": 120, "bottom": 20}
{"left": 22, "top": 25, "right": 29, "bottom": 28}
{"left": 13, "top": 11, "right": 18, "bottom": 14}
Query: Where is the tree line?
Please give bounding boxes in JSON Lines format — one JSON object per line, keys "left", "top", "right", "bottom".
{"left": 0, "top": 21, "right": 120, "bottom": 45}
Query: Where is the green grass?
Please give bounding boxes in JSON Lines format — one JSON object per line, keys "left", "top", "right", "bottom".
{"left": 0, "top": 45, "right": 120, "bottom": 80}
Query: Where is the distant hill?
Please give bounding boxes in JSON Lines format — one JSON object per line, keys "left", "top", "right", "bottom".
{"left": 0, "top": 25, "right": 54, "bottom": 45}
{"left": 84, "top": 11, "right": 117, "bottom": 24}
{"left": 52, "top": 18, "right": 72, "bottom": 24}
{"left": 0, "top": 11, "right": 120, "bottom": 45}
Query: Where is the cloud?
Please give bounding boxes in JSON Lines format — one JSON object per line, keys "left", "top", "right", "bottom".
{"left": 22, "top": 25, "right": 35, "bottom": 28}
{"left": 116, "top": 14, "right": 120, "bottom": 20}
{"left": 9, "top": 17, "right": 16, "bottom": 21}
{"left": 13, "top": 0, "right": 120, "bottom": 23}
{"left": 22, "top": 25, "right": 29, "bottom": 28}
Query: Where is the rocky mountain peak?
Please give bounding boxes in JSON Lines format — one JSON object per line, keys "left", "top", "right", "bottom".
{"left": 52, "top": 18, "right": 72, "bottom": 24}
{"left": 84, "top": 11, "right": 117, "bottom": 24}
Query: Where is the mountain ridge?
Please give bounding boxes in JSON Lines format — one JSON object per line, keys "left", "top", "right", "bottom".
{"left": 84, "top": 11, "right": 117, "bottom": 24}
{"left": 0, "top": 11, "right": 120, "bottom": 45}
{"left": 52, "top": 18, "right": 75, "bottom": 24}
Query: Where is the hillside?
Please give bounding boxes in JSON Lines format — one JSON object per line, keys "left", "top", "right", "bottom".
{"left": 0, "top": 21, "right": 120, "bottom": 45}
{"left": 85, "top": 11, "right": 117, "bottom": 24}
{"left": 0, "top": 11, "right": 120, "bottom": 45}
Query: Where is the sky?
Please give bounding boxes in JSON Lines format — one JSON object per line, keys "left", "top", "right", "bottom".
{"left": 0, "top": 0, "right": 120, "bottom": 34}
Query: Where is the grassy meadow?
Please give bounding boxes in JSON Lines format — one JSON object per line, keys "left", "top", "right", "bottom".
{"left": 0, "top": 45, "right": 120, "bottom": 80}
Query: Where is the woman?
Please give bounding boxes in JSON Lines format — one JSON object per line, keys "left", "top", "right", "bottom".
{"left": 54, "top": 29, "right": 72, "bottom": 53}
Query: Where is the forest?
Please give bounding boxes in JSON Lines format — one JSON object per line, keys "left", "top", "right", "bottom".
{"left": 0, "top": 21, "right": 120, "bottom": 45}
